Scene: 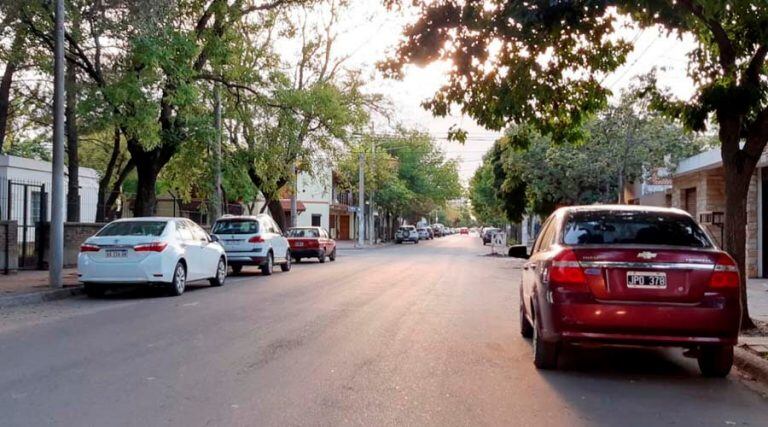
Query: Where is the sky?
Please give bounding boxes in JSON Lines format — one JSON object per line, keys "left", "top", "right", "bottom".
{"left": 328, "top": 1, "right": 698, "bottom": 184}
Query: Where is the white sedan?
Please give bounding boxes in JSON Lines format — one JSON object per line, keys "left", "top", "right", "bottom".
{"left": 78, "top": 217, "right": 227, "bottom": 297}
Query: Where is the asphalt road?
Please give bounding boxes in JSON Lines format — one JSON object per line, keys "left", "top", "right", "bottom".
{"left": 1, "top": 235, "right": 767, "bottom": 426}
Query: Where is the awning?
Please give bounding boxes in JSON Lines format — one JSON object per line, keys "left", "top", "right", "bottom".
{"left": 280, "top": 199, "right": 306, "bottom": 213}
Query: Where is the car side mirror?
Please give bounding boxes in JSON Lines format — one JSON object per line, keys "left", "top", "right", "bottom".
{"left": 209, "top": 235, "right": 219, "bottom": 243}
{"left": 507, "top": 245, "right": 529, "bottom": 259}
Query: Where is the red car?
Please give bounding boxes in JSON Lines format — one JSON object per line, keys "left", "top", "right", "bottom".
{"left": 511, "top": 205, "right": 740, "bottom": 376}
{"left": 286, "top": 227, "right": 337, "bottom": 263}
{"left": 460, "top": 227, "right": 469, "bottom": 234}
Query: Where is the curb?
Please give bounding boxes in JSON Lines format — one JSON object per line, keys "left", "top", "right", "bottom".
{"left": 336, "top": 243, "right": 394, "bottom": 251}
{"left": 0, "top": 286, "right": 84, "bottom": 309}
{"left": 734, "top": 345, "right": 768, "bottom": 385}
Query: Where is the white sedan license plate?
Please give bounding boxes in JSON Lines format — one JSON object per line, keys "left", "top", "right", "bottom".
{"left": 626, "top": 271, "right": 666, "bottom": 289}
{"left": 105, "top": 250, "right": 127, "bottom": 258}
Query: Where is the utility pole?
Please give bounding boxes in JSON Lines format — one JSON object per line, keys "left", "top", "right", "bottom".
{"left": 212, "top": 83, "right": 222, "bottom": 220}
{"left": 290, "top": 163, "right": 298, "bottom": 228}
{"left": 357, "top": 150, "right": 365, "bottom": 247}
{"left": 368, "top": 138, "right": 376, "bottom": 245}
{"left": 50, "top": 0, "right": 65, "bottom": 288}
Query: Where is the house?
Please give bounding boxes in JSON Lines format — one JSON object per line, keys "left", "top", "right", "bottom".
{"left": 671, "top": 148, "right": 762, "bottom": 277}
{"left": 624, "top": 168, "right": 673, "bottom": 207}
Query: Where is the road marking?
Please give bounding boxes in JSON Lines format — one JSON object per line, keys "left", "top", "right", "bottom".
{"left": 182, "top": 302, "right": 199, "bottom": 307}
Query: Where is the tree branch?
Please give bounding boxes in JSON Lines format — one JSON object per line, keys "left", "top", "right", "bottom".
{"left": 676, "top": 0, "right": 736, "bottom": 75}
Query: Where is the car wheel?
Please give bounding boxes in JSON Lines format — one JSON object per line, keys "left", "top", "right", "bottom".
{"left": 415, "top": 239, "right": 419, "bottom": 244}
{"left": 294, "top": 257, "right": 302, "bottom": 263}
{"left": 231, "top": 265, "right": 243, "bottom": 275}
{"left": 329, "top": 249, "right": 336, "bottom": 261}
{"left": 168, "top": 262, "right": 187, "bottom": 296}
{"left": 698, "top": 345, "right": 733, "bottom": 377}
{"left": 261, "top": 252, "right": 274, "bottom": 276}
{"left": 281, "top": 251, "right": 292, "bottom": 272}
{"left": 520, "top": 299, "right": 534, "bottom": 339}
{"left": 319, "top": 249, "right": 326, "bottom": 263}
{"left": 533, "top": 312, "right": 559, "bottom": 369}
{"left": 209, "top": 257, "right": 227, "bottom": 287}
{"left": 84, "top": 283, "right": 106, "bottom": 298}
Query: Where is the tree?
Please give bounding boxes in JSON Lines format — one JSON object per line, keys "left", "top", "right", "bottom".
{"left": 468, "top": 161, "right": 506, "bottom": 226}
{"left": 384, "top": 1, "right": 767, "bottom": 328}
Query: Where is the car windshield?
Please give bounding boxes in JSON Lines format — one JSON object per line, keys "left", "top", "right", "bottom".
{"left": 288, "top": 228, "right": 320, "bottom": 238}
{"left": 212, "top": 219, "right": 259, "bottom": 235}
{"left": 562, "top": 211, "right": 712, "bottom": 248}
{"left": 97, "top": 221, "right": 167, "bottom": 237}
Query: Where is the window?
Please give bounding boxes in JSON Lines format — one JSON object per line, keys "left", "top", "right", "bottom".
{"left": 533, "top": 217, "right": 555, "bottom": 253}
{"left": 98, "top": 221, "right": 167, "bottom": 237}
{"left": 31, "top": 191, "right": 42, "bottom": 223}
{"left": 212, "top": 219, "right": 259, "bottom": 235}
{"left": 175, "top": 221, "right": 194, "bottom": 241}
{"left": 187, "top": 221, "right": 208, "bottom": 241}
{"left": 311, "top": 214, "right": 322, "bottom": 227}
{"left": 287, "top": 228, "right": 320, "bottom": 238}
{"left": 270, "top": 219, "right": 282, "bottom": 235}
{"left": 562, "top": 210, "right": 712, "bottom": 248}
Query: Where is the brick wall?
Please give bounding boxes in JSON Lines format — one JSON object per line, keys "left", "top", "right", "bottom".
{"left": 0, "top": 221, "right": 18, "bottom": 274}
{"left": 38, "top": 223, "right": 105, "bottom": 268}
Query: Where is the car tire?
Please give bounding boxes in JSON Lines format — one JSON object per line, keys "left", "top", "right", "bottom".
{"left": 209, "top": 257, "right": 227, "bottom": 287}
{"left": 520, "top": 300, "right": 534, "bottom": 339}
{"left": 319, "top": 250, "right": 326, "bottom": 263}
{"left": 415, "top": 240, "right": 419, "bottom": 244}
{"left": 533, "top": 312, "right": 559, "bottom": 369}
{"left": 261, "top": 252, "right": 274, "bottom": 276}
{"left": 84, "top": 283, "right": 106, "bottom": 298}
{"left": 329, "top": 249, "right": 336, "bottom": 262}
{"left": 231, "top": 265, "right": 243, "bottom": 275}
{"left": 168, "top": 262, "right": 187, "bottom": 296}
{"left": 698, "top": 345, "right": 733, "bottom": 377}
{"left": 294, "top": 257, "right": 302, "bottom": 264}
{"left": 281, "top": 251, "right": 292, "bottom": 272}
{"left": 396, "top": 240, "right": 402, "bottom": 244}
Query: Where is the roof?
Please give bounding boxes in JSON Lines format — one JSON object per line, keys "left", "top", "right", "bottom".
{"left": 111, "top": 217, "right": 180, "bottom": 222}
{"left": 279, "top": 199, "right": 306, "bottom": 212}
{"left": 675, "top": 148, "right": 721, "bottom": 176}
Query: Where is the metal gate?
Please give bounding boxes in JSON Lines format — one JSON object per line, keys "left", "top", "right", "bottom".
{"left": 6, "top": 180, "right": 47, "bottom": 269}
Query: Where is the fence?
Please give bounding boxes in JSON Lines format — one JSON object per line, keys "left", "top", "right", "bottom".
{"left": 119, "top": 193, "right": 244, "bottom": 226}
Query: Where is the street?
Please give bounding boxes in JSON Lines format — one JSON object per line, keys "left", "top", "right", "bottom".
{"left": 1, "top": 235, "right": 767, "bottom": 426}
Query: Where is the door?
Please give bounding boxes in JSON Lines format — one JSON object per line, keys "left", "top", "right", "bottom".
{"left": 683, "top": 187, "right": 697, "bottom": 219}
{"left": 523, "top": 216, "right": 556, "bottom": 315}
{"left": 267, "top": 218, "right": 288, "bottom": 260}
{"left": 339, "top": 215, "right": 350, "bottom": 240}
{"left": 189, "top": 221, "right": 219, "bottom": 278}
{"left": 176, "top": 220, "right": 204, "bottom": 280}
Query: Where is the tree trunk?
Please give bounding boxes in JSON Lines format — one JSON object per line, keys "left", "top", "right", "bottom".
{"left": 65, "top": 54, "right": 80, "bottom": 222}
{"left": 268, "top": 199, "right": 287, "bottom": 231}
{"left": 720, "top": 119, "right": 758, "bottom": 330}
{"left": 0, "top": 29, "right": 23, "bottom": 152}
{"left": 133, "top": 158, "right": 160, "bottom": 217}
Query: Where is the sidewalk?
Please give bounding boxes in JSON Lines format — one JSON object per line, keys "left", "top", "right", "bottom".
{"left": 335, "top": 240, "right": 392, "bottom": 251}
{"left": 0, "top": 268, "right": 81, "bottom": 308}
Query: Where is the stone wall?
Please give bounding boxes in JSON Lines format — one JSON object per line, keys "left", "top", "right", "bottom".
{"left": 0, "top": 221, "right": 18, "bottom": 274}
{"left": 672, "top": 168, "right": 760, "bottom": 277}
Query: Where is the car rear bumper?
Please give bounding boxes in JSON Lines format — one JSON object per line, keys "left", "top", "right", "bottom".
{"left": 77, "top": 255, "right": 172, "bottom": 284}
{"left": 541, "top": 292, "right": 740, "bottom": 347}
{"left": 291, "top": 249, "right": 322, "bottom": 258}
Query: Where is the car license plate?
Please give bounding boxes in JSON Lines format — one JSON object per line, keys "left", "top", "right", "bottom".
{"left": 294, "top": 241, "right": 304, "bottom": 247}
{"left": 626, "top": 271, "right": 666, "bottom": 288}
{"left": 105, "top": 250, "right": 127, "bottom": 258}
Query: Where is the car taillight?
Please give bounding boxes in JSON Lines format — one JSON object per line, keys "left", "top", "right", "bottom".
{"left": 709, "top": 253, "right": 740, "bottom": 288}
{"left": 306, "top": 239, "right": 319, "bottom": 248}
{"left": 549, "top": 248, "right": 587, "bottom": 286}
{"left": 80, "top": 244, "right": 100, "bottom": 252}
{"left": 133, "top": 242, "right": 168, "bottom": 252}
{"left": 248, "top": 235, "right": 264, "bottom": 243}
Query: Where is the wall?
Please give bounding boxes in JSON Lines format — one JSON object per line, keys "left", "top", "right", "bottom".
{"left": 294, "top": 168, "right": 331, "bottom": 230}
{"left": 0, "top": 221, "right": 18, "bottom": 273}
{"left": 38, "top": 223, "right": 105, "bottom": 268}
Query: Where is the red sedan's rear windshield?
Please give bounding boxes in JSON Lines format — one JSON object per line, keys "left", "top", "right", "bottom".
{"left": 562, "top": 211, "right": 712, "bottom": 248}
{"left": 287, "top": 228, "right": 319, "bottom": 238}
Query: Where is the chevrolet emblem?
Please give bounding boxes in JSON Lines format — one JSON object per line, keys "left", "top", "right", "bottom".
{"left": 637, "top": 251, "right": 657, "bottom": 260}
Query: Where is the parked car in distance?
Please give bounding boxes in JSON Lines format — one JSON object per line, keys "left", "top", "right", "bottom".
{"left": 395, "top": 225, "right": 420, "bottom": 244}
{"left": 460, "top": 227, "right": 469, "bottom": 235}
{"left": 211, "top": 214, "right": 291, "bottom": 275}
{"left": 78, "top": 217, "right": 227, "bottom": 297}
{"left": 512, "top": 205, "right": 740, "bottom": 377}
{"left": 286, "top": 227, "right": 336, "bottom": 263}
{"left": 482, "top": 227, "right": 500, "bottom": 245}
{"left": 417, "top": 227, "right": 432, "bottom": 240}
{"left": 431, "top": 223, "right": 445, "bottom": 237}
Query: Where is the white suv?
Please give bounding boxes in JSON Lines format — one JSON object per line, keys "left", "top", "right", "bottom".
{"left": 395, "top": 225, "right": 419, "bottom": 244}
{"left": 211, "top": 214, "right": 291, "bottom": 275}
